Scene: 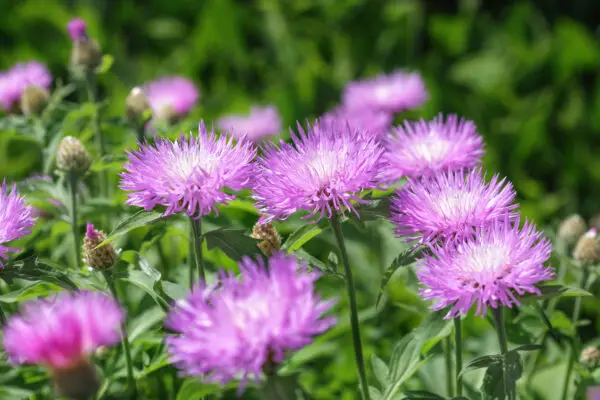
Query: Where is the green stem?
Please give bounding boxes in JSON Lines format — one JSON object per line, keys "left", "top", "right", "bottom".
{"left": 84, "top": 74, "right": 108, "bottom": 200}
{"left": 492, "top": 308, "right": 513, "bottom": 400}
{"left": 0, "top": 304, "right": 6, "bottom": 326}
{"left": 444, "top": 336, "right": 454, "bottom": 397}
{"left": 454, "top": 318, "right": 463, "bottom": 396}
{"left": 560, "top": 266, "right": 589, "bottom": 400}
{"left": 330, "top": 213, "right": 370, "bottom": 400}
{"left": 103, "top": 271, "right": 136, "bottom": 396}
{"left": 69, "top": 173, "right": 82, "bottom": 269}
{"left": 190, "top": 218, "right": 206, "bottom": 285}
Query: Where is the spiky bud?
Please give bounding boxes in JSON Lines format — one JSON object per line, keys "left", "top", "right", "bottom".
{"left": 250, "top": 221, "right": 281, "bottom": 257}
{"left": 558, "top": 214, "right": 587, "bottom": 246}
{"left": 20, "top": 85, "right": 50, "bottom": 116}
{"left": 581, "top": 346, "right": 600, "bottom": 369}
{"left": 56, "top": 136, "right": 91, "bottom": 175}
{"left": 125, "top": 87, "right": 150, "bottom": 122}
{"left": 70, "top": 39, "right": 102, "bottom": 73}
{"left": 573, "top": 228, "right": 600, "bottom": 264}
{"left": 82, "top": 223, "right": 117, "bottom": 270}
{"left": 51, "top": 359, "right": 100, "bottom": 400}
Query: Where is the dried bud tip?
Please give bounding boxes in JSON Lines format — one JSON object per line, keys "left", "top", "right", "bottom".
{"left": 573, "top": 228, "right": 600, "bottom": 264}
{"left": 56, "top": 136, "right": 91, "bottom": 175}
{"left": 581, "top": 346, "right": 600, "bottom": 368}
{"left": 51, "top": 359, "right": 100, "bottom": 400}
{"left": 20, "top": 84, "right": 50, "bottom": 116}
{"left": 558, "top": 214, "right": 587, "bottom": 246}
{"left": 251, "top": 221, "right": 281, "bottom": 257}
{"left": 82, "top": 223, "right": 117, "bottom": 270}
{"left": 125, "top": 86, "right": 150, "bottom": 122}
{"left": 67, "top": 18, "right": 88, "bottom": 41}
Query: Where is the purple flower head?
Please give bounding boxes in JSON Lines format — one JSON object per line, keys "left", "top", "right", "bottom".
{"left": 166, "top": 253, "right": 335, "bottom": 387}
{"left": 391, "top": 168, "right": 518, "bottom": 244}
{"left": 252, "top": 121, "right": 385, "bottom": 222}
{"left": 384, "top": 114, "right": 485, "bottom": 181}
{"left": 144, "top": 76, "right": 199, "bottom": 120}
{"left": 0, "top": 61, "right": 52, "bottom": 112}
{"left": 342, "top": 70, "right": 428, "bottom": 113}
{"left": 0, "top": 181, "right": 35, "bottom": 267}
{"left": 85, "top": 223, "right": 101, "bottom": 240}
{"left": 217, "top": 105, "right": 282, "bottom": 141}
{"left": 3, "top": 291, "right": 124, "bottom": 369}
{"left": 417, "top": 218, "right": 553, "bottom": 318}
{"left": 320, "top": 106, "right": 394, "bottom": 137}
{"left": 67, "top": 18, "right": 88, "bottom": 41}
{"left": 120, "top": 122, "right": 256, "bottom": 219}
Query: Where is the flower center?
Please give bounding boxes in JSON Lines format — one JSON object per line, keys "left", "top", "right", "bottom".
{"left": 432, "top": 189, "right": 478, "bottom": 220}
{"left": 410, "top": 131, "right": 450, "bottom": 163}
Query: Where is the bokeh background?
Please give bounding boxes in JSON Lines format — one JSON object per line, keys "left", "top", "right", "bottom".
{"left": 2, "top": 1, "right": 600, "bottom": 399}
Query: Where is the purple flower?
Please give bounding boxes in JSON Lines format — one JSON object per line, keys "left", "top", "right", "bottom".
{"left": 342, "top": 70, "right": 428, "bottom": 113}
{"left": 391, "top": 168, "right": 518, "bottom": 244}
{"left": 417, "top": 218, "right": 553, "bottom": 318}
{"left": 120, "top": 122, "right": 256, "bottom": 219}
{"left": 252, "top": 121, "right": 385, "bottom": 222}
{"left": 144, "top": 76, "right": 199, "bottom": 120}
{"left": 67, "top": 18, "right": 88, "bottom": 41}
{"left": 384, "top": 114, "right": 484, "bottom": 180}
{"left": 320, "top": 106, "right": 394, "bottom": 137}
{"left": 166, "top": 253, "right": 335, "bottom": 387}
{"left": 0, "top": 181, "right": 35, "bottom": 267}
{"left": 3, "top": 291, "right": 124, "bottom": 369}
{"left": 217, "top": 105, "right": 282, "bottom": 141}
{"left": 0, "top": 61, "right": 52, "bottom": 112}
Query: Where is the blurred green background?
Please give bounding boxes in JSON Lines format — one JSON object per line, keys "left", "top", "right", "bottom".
{"left": 2, "top": 0, "right": 600, "bottom": 223}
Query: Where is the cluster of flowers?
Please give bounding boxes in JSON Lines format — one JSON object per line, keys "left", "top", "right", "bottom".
{"left": 0, "top": 15, "right": 555, "bottom": 398}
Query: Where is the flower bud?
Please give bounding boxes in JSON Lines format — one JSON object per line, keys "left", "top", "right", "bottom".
{"left": 581, "top": 346, "right": 600, "bottom": 369}
{"left": 70, "top": 39, "right": 102, "bottom": 73}
{"left": 51, "top": 359, "right": 100, "bottom": 400}
{"left": 589, "top": 214, "right": 600, "bottom": 233}
{"left": 250, "top": 221, "right": 281, "bottom": 257}
{"left": 573, "top": 229, "right": 600, "bottom": 264}
{"left": 83, "top": 223, "right": 117, "bottom": 270}
{"left": 125, "top": 87, "right": 150, "bottom": 122}
{"left": 20, "top": 84, "right": 50, "bottom": 116}
{"left": 558, "top": 214, "right": 586, "bottom": 246}
{"left": 56, "top": 136, "right": 91, "bottom": 175}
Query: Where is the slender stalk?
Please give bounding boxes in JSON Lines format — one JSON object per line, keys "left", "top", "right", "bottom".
{"left": 0, "top": 304, "right": 6, "bottom": 326}
{"left": 68, "top": 172, "right": 82, "bottom": 269}
{"left": 330, "top": 213, "right": 370, "bottom": 400}
{"left": 188, "top": 225, "right": 196, "bottom": 289}
{"left": 444, "top": 336, "right": 454, "bottom": 397}
{"left": 103, "top": 271, "right": 135, "bottom": 396}
{"left": 454, "top": 318, "right": 463, "bottom": 396}
{"left": 491, "top": 308, "right": 513, "bottom": 400}
{"left": 190, "top": 218, "right": 206, "bottom": 285}
{"left": 84, "top": 73, "right": 108, "bottom": 199}
{"left": 560, "top": 266, "right": 589, "bottom": 400}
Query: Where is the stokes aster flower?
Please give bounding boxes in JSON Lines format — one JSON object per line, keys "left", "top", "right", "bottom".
{"left": 384, "top": 114, "right": 484, "bottom": 180}
{"left": 0, "top": 61, "right": 52, "bottom": 112}
{"left": 120, "top": 122, "right": 255, "bottom": 219}
{"left": 166, "top": 253, "right": 335, "bottom": 387}
{"left": 3, "top": 291, "right": 124, "bottom": 368}
{"left": 391, "top": 168, "right": 518, "bottom": 244}
{"left": 217, "top": 105, "right": 282, "bottom": 141}
{"left": 0, "top": 181, "right": 35, "bottom": 267}
{"left": 144, "top": 76, "right": 199, "bottom": 122}
{"left": 320, "top": 106, "right": 394, "bottom": 137}
{"left": 342, "top": 70, "right": 428, "bottom": 113}
{"left": 417, "top": 218, "right": 553, "bottom": 318}
{"left": 252, "top": 121, "right": 385, "bottom": 222}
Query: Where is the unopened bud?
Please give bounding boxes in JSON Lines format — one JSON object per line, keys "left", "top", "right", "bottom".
{"left": 56, "top": 136, "right": 91, "bottom": 175}
{"left": 51, "top": 359, "right": 100, "bottom": 400}
{"left": 20, "top": 85, "right": 50, "bottom": 116}
{"left": 125, "top": 87, "right": 150, "bottom": 122}
{"left": 250, "top": 222, "right": 281, "bottom": 257}
{"left": 83, "top": 223, "right": 117, "bottom": 270}
{"left": 573, "top": 229, "right": 600, "bottom": 264}
{"left": 70, "top": 39, "right": 102, "bottom": 73}
{"left": 558, "top": 214, "right": 587, "bottom": 246}
{"left": 581, "top": 346, "right": 600, "bottom": 368}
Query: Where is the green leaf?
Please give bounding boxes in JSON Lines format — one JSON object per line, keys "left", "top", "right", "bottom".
{"left": 1, "top": 257, "right": 78, "bottom": 291}
{"left": 122, "top": 270, "right": 169, "bottom": 311}
{"left": 293, "top": 249, "right": 345, "bottom": 279}
{"left": 371, "top": 354, "right": 390, "bottom": 389}
{"left": 128, "top": 306, "right": 166, "bottom": 342}
{"left": 204, "top": 228, "right": 259, "bottom": 261}
{"left": 90, "top": 154, "right": 128, "bottom": 172}
{"left": 459, "top": 355, "right": 502, "bottom": 378}
{"left": 175, "top": 378, "right": 229, "bottom": 400}
{"left": 354, "top": 196, "right": 391, "bottom": 221}
{"left": 0, "top": 281, "right": 62, "bottom": 303}
{"left": 120, "top": 250, "right": 162, "bottom": 282}
{"left": 260, "top": 375, "right": 304, "bottom": 400}
{"left": 402, "top": 390, "right": 446, "bottom": 399}
{"left": 282, "top": 224, "right": 326, "bottom": 252}
{"left": 95, "top": 54, "right": 114, "bottom": 74}
{"left": 369, "top": 386, "right": 383, "bottom": 400}
{"left": 381, "top": 332, "right": 423, "bottom": 400}
{"left": 480, "top": 351, "right": 523, "bottom": 400}
{"left": 101, "top": 210, "right": 165, "bottom": 245}
{"left": 376, "top": 247, "right": 424, "bottom": 308}
{"left": 519, "top": 285, "right": 592, "bottom": 303}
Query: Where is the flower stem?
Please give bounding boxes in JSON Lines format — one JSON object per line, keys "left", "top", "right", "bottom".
{"left": 444, "top": 336, "right": 454, "bottom": 397}
{"left": 0, "top": 304, "right": 6, "bottom": 326}
{"left": 68, "top": 172, "right": 81, "bottom": 269}
{"left": 454, "top": 318, "right": 463, "bottom": 396}
{"left": 491, "top": 308, "right": 514, "bottom": 400}
{"left": 190, "top": 217, "right": 206, "bottom": 286}
{"left": 330, "top": 213, "right": 370, "bottom": 400}
{"left": 103, "top": 271, "right": 136, "bottom": 396}
{"left": 560, "top": 266, "right": 589, "bottom": 400}
{"left": 84, "top": 73, "right": 108, "bottom": 199}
